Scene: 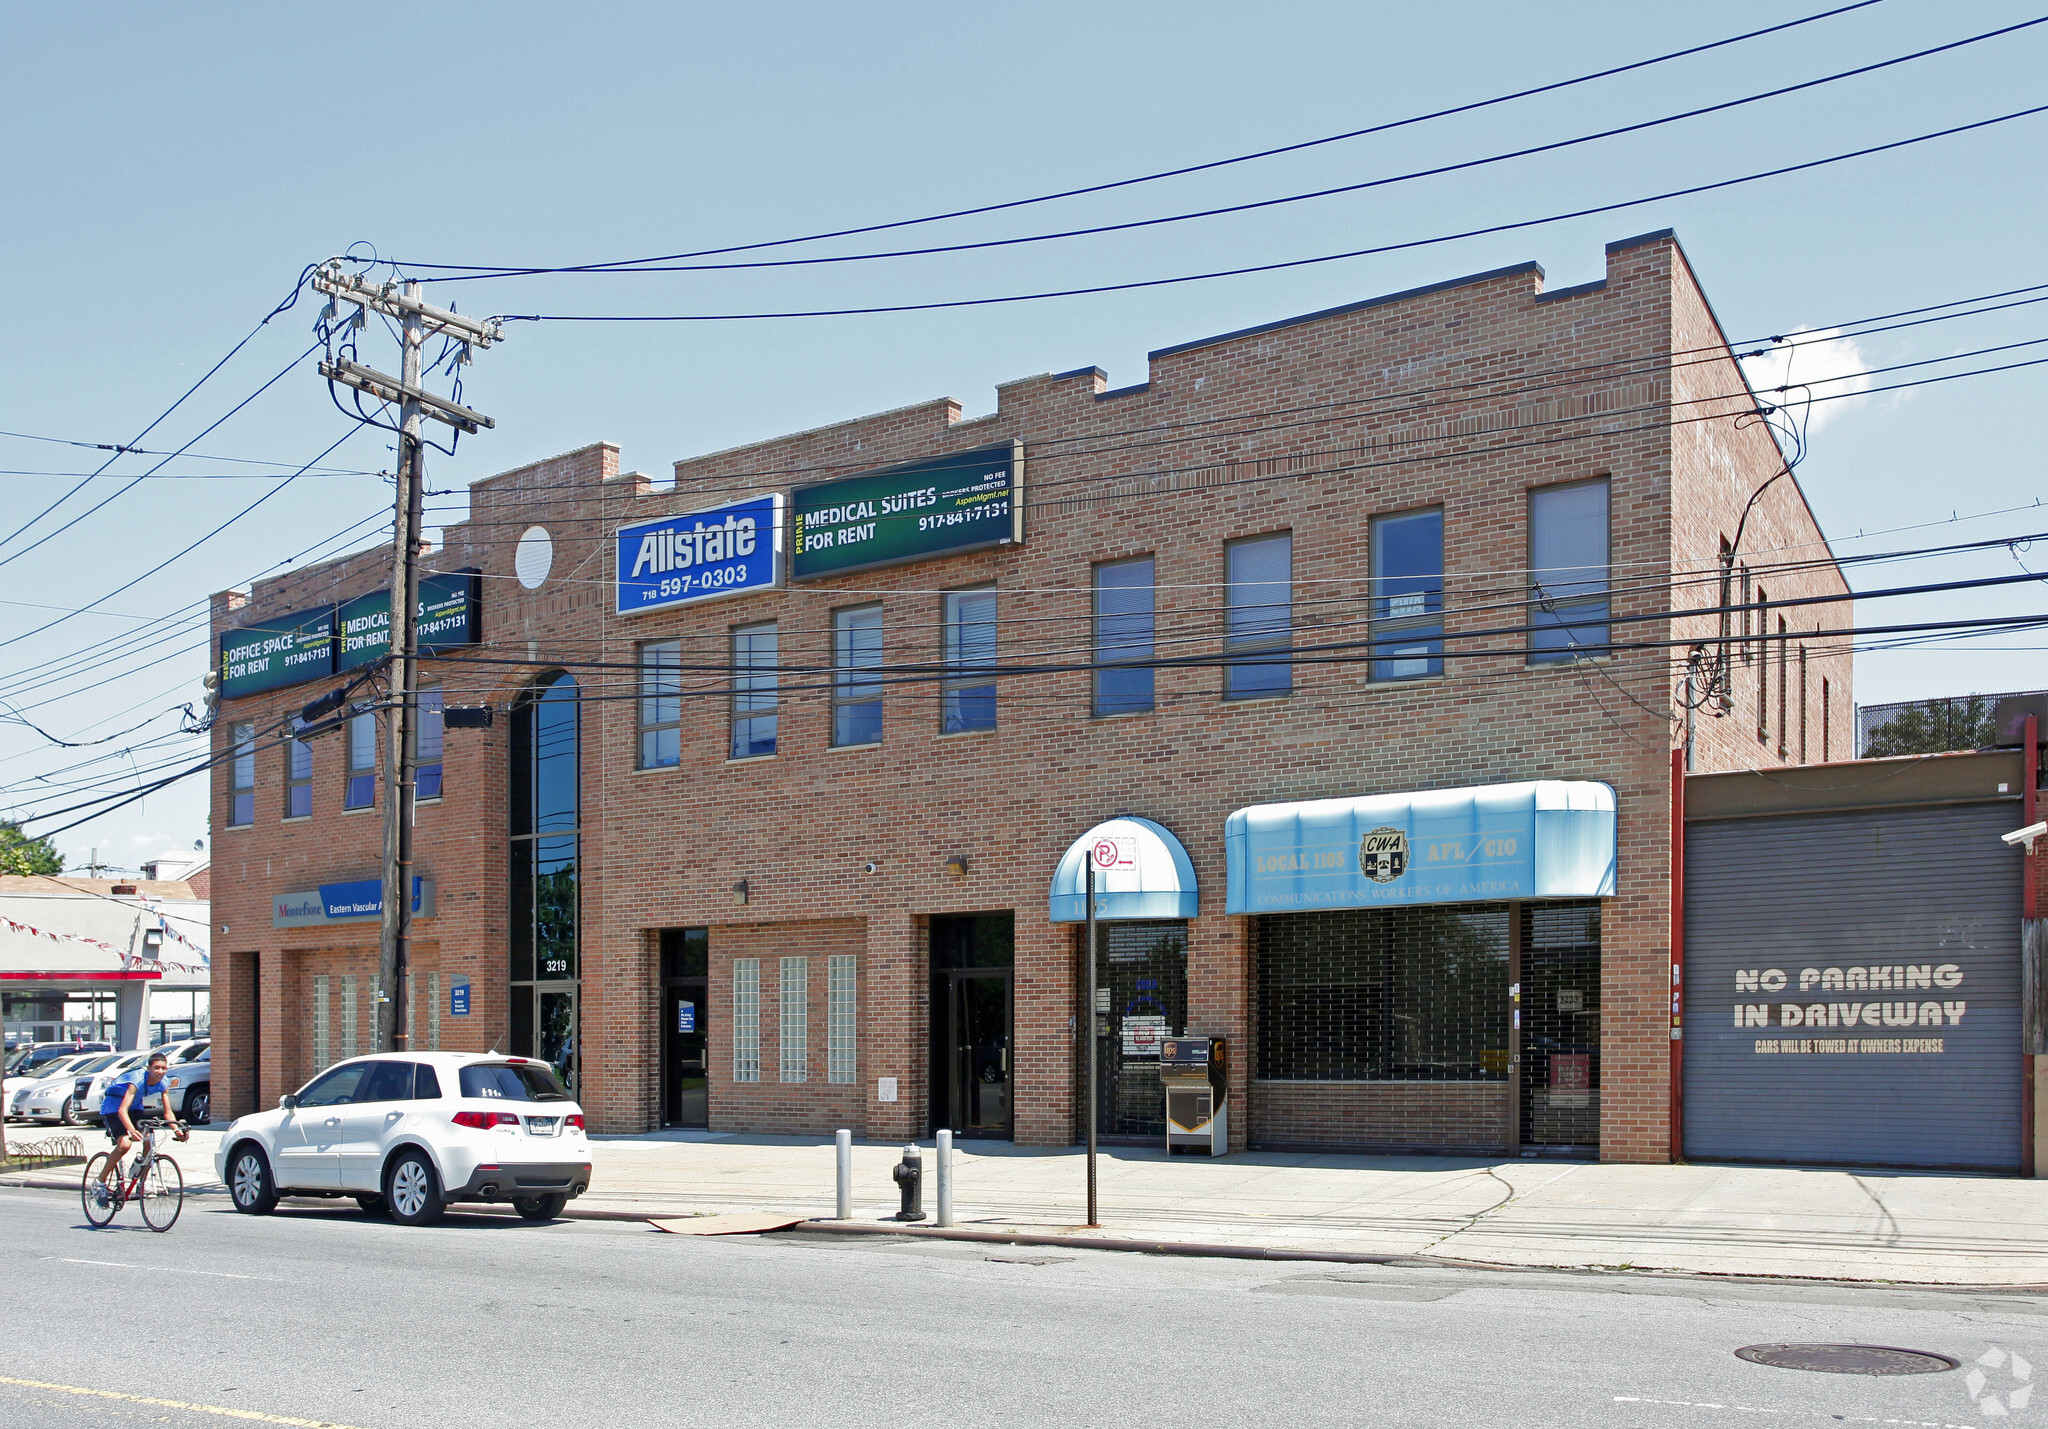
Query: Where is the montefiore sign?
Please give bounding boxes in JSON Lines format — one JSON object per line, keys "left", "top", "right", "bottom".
{"left": 272, "top": 878, "right": 436, "bottom": 928}
{"left": 615, "top": 493, "right": 783, "bottom": 615}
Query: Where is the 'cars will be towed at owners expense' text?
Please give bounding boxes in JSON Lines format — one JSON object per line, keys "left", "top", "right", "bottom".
{"left": 216, "top": 1051, "right": 593, "bottom": 1225}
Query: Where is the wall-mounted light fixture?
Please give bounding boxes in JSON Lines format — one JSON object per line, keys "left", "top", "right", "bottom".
{"left": 732, "top": 879, "right": 750, "bottom": 906}
{"left": 944, "top": 856, "right": 969, "bottom": 877}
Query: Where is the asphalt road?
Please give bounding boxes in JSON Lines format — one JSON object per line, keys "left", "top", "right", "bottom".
{"left": 3, "top": 1185, "right": 2043, "bottom": 1429}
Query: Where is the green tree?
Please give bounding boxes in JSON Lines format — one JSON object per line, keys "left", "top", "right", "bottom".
{"left": 0, "top": 822, "right": 62, "bottom": 876}
{"left": 1861, "top": 694, "right": 1998, "bottom": 758}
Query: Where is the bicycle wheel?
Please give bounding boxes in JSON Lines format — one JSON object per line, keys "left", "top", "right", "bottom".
{"left": 81, "top": 1153, "right": 119, "bottom": 1228}
{"left": 139, "top": 1154, "right": 183, "bottom": 1232}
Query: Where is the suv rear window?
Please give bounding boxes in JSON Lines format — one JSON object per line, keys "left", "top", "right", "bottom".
{"left": 458, "top": 1062, "right": 569, "bottom": 1102}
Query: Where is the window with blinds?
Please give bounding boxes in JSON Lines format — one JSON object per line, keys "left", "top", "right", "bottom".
{"left": 1257, "top": 906, "right": 1509, "bottom": 1081}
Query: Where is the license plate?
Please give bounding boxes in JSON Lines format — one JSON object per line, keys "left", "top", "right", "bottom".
{"left": 525, "top": 1117, "right": 558, "bottom": 1135}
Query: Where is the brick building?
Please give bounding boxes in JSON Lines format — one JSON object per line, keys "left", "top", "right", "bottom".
{"left": 208, "top": 230, "right": 1851, "bottom": 1162}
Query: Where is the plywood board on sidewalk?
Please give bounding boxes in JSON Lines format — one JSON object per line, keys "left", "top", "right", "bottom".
{"left": 650, "top": 1213, "right": 806, "bottom": 1236}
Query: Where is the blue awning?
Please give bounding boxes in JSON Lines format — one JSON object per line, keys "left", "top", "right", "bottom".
{"left": 1225, "top": 780, "right": 1615, "bottom": 914}
{"left": 1049, "top": 816, "right": 1199, "bottom": 923}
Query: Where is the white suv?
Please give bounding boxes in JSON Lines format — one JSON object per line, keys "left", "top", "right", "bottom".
{"left": 215, "top": 1052, "right": 593, "bottom": 1226}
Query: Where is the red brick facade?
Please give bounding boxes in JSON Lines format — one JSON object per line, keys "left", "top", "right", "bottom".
{"left": 209, "top": 231, "right": 1850, "bottom": 1163}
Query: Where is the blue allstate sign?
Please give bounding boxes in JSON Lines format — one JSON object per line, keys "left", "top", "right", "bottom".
{"left": 616, "top": 493, "right": 783, "bottom": 614}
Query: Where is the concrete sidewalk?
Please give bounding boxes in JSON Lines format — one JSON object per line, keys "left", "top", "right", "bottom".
{"left": 9, "top": 1125, "right": 2045, "bottom": 1286}
{"left": 580, "top": 1131, "right": 2048, "bottom": 1286}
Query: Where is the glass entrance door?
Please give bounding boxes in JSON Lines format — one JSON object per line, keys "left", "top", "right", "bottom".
{"left": 663, "top": 982, "right": 709, "bottom": 1126}
{"left": 941, "top": 972, "right": 1011, "bottom": 1138}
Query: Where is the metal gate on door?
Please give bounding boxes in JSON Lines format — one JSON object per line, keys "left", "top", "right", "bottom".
{"left": 1683, "top": 801, "right": 2023, "bottom": 1171}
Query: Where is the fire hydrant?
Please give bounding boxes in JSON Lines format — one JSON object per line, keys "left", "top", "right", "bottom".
{"left": 892, "top": 1143, "right": 925, "bottom": 1221}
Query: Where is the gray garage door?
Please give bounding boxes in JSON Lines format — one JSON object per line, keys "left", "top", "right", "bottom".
{"left": 1684, "top": 801, "right": 2022, "bottom": 1171}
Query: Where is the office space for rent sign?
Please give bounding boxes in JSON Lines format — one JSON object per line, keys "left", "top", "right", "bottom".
{"left": 219, "top": 604, "right": 336, "bottom": 699}
{"left": 791, "top": 441, "right": 1022, "bottom": 580}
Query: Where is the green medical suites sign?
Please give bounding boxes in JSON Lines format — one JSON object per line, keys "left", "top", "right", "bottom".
{"left": 790, "top": 441, "right": 1022, "bottom": 580}
{"left": 336, "top": 570, "right": 483, "bottom": 671}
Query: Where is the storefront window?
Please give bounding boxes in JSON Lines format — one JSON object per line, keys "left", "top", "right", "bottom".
{"left": 1257, "top": 906, "right": 1508, "bottom": 1081}
{"left": 510, "top": 672, "right": 579, "bottom": 1093}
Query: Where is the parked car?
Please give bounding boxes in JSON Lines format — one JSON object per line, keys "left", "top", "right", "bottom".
{"left": 5, "top": 1053, "right": 99, "bottom": 1119}
{"left": 5, "top": 1041, "right": 110, "bottom": 1080}
{"left": 9, "top": 1051, "right": 120, "bottom": 1123}
{"left": 217, "top": 1052, "right": 592, "bottom": 1226}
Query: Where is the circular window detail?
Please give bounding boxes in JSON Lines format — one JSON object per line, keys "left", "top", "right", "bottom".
{"left": 514, "top": 526, "right": 554, "bottom": 590}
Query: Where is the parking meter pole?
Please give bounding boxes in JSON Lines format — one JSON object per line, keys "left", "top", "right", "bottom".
{"left": 1085, "top": 862, "right": 1099, "bottom": 1228}
{"left": 935, "top": 1128, "right": 953, "bottom": 1227}
{"left": 834, "top": 1128, "right": 852, "bottom": 1220}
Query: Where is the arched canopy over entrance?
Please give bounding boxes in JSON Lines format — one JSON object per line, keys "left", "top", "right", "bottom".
{"left": 1048, "top": 816, "right": 1198, "bottom": 924}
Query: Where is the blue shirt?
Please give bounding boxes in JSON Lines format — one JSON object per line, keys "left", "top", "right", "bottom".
{"left": 101, "top": 1070, "right": 167, "bottom": 1118}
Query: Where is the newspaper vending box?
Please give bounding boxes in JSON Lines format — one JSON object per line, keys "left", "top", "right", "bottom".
{"left": 1160, "top": 1036, "right": 1227, "bottom": 1156}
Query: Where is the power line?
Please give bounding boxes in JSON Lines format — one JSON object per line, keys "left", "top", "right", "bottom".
{"left": 398, "top": 0, "right": 1890, "bottom": 278}
{"left": 0, "top": 269, "right": 314, "bottom": 558}
{"left": 491, "top": 105, "right": 2048, "bottom": 323}
{"left": 421, "top": 18, "right": 2048, "bottom": 284}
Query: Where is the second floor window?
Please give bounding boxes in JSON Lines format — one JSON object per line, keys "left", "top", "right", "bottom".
{"left": 346, "top": 707, "right": 377, "bottom": 810}
{"left": 416, "top": 685, "right": 445, "bottom": 799}
{"left": 942, "top": 586, "right": 997, "bottom": 733}
{"left": 230, "top": 722, "right": 255, "bottom": 827}
{"left": 731, "top": 621, "right": 779, "bottom": 758}
{"left": 832, "top": 605, "right": 883, "bottom": 747}
{"left": 638, "top": 641, "right": 682, "bottom": 769}
{"left": 1093, "top": 557, "right": 1155, "bottom": 717}
{"left": 1529, "top": 477, "right": 1611, "bottom": 664}
{"left": 1370, "top": 508, "right": 1444, "bottom": 681}
{"left": 1224, "top": 533, "right": 1292, "bottom": 698}
{"left": 285, "top": 722, "right": 313, "bottom": 818}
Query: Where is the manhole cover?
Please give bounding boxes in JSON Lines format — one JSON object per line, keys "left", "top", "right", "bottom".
{"left": 1735, "top": 1344, "right": 1959, "bottom": 1376}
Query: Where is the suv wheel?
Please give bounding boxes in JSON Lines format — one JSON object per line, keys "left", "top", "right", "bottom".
{"left": 229, "top": 1144, "right": 278, "bottom": 1215}
{"left": 184, "top": 1087, "right": 210, "bottom": 1124}
{"left": 514, "top": 1193, "right": 569, "bottom": 1222}
{"left": 385, "top": 1150, "right": 445, "bottom": 1226}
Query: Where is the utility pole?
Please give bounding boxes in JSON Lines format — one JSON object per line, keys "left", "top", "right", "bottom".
{"left": 313, "top": 263, "right": 500, "bottom": 1052}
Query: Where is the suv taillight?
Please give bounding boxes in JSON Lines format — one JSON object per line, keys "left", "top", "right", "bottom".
{"left": 567, "top": 1114, "right": 586, "bottom": 1131}
{"left": 452, "top": 1110, "right": 519, "bottom": 1130}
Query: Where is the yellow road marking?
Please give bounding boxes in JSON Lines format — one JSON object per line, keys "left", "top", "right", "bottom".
{"left": 0, "top": 1376, "right": 371, "bottom": 1428}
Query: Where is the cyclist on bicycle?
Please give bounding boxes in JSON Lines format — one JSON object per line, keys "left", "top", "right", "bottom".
{"left": 93, "top": 1051, "right": 186, "bottom": 1204}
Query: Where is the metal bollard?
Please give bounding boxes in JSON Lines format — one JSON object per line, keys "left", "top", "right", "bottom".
{"left": 891, "top": 1142, "right": 925, "bottom": 1221}
{"left": 935, "top": 1129, "right": 954, "bottom": 1227}
{"left": 835, "top": 1129, "right": 852, "bottom": 1220}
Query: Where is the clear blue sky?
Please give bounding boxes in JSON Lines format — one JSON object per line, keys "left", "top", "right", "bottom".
{"left": 1, "top": 0, "right": 2042, "bottom": 871}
